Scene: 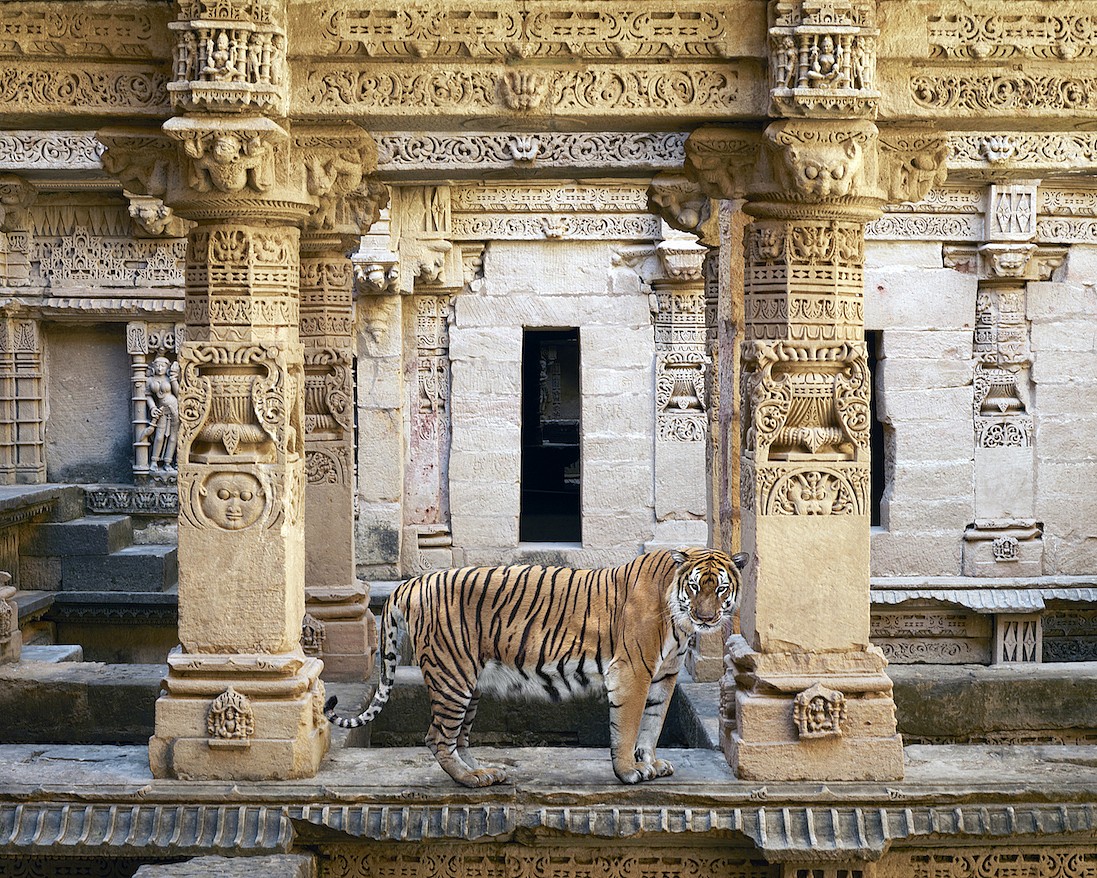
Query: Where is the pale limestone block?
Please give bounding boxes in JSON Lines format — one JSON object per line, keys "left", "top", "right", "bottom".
{"left": 877, "top": 386, "right": 973, "bottom": 424}
{"left": 1060, "top": 243, "right": 1097, "bottom": 284}
{"left": 584, "top": 434, "right": 655, "bottom": 464}
{"left": 1043, "top": 533, "right": 1097, "bottom": 576}
{"left": 870, "top": 530, "right": 964, "bottom": 577}
{"left": 741, "top": 514, "right": 870, "bottom": 654}
{"left": 975, "top": 448, "right": 1035, "bottom": 521}
{"left": 1031, "top": 384, "right": 1097, "bottom": 415}
{"left": 579, "top": 325, "right": 654, "bottom": 371}
{"left": 864, "top": 268, "right": 977, "bottom": 331}
{"left": 735, "top": 692, "right": 897, "bottom": 743}
{"left": 881, "top": 496, "right": 975, "bottom": 532}
{"left": 356, "top": 411, "right": 403, "bottom": 503}
{"left": 581, "top": 511, "right": 657, "bottom": 547}
{"left": 729, "top": 732, "right": 905, "bottom": 782}
{"left": 580, "top": 393, "right": 651, "bottom": 433}
{"left": 685, "top": 628, "right": 725, "bottom": 682}
{"left": 1034, "top": 417, "right": 1097, "bottom": 462}
{"left": 581, "top": 366, "right": 652, "bottom": 398}
{"left": 355, "top": 355, "right": 404, "bottom": 410}
{"left": 450, "top": 360, "right": 522, "bottom": 396}
{"left": 447, "top": 451, "right": 521, "bottom": 485}
{"left": 877, "top": 358, "right": 973, "bottom": 392}
{"left": 864, "top": 240, "right": 943, "bottom": 270}
{"left": 479, "top": 240, "right": 617, "bottom": 296}
{"left": 455, "top": 294, "right": 649, "bottom": 330}
{"left": 889, "top": 459, "right": 974, "bottom": 502}
{"left": 655, "top": 439, "right": 708, "bottom": 519}
{"left": 880, "top": 329, "right": 974, "bottom": 361}
{"left": 449, "top": 513, "right": 519, "bottom": 548}
{"left": 962, "top": 534, "right": 1043, "bottom": 578}
{"left": 888, "top": 419, "right": 975, "bottom": 463}
{"left": 1027, "top": 281, "right": 1097, "bottom": 321}
{"left": 576, "top": 295, "right": 653, "bottom": 327}
{"left": 448, "top": 326, "right": 522, "bottom": 361}
{"left": 451, "top": 420, "right": 521, "bottom": 450}
{"left": 1034, "top": 460, "right": 1097, "bottom": 504}
{"left": 1032, "top": 350, "right": 1097, "bottom": 385}
{"left": 584, "top": 462, "right": 653, "bottom": 512}
{"left": 448, "top": 479, "right": 520, "bottom": 511}
{"left": 645, "top": 518, "right": 710, "bottom": 550}
{"left": 1029, "top": 319, "right": 1097, "bottom": 352}
{"left": 357, "top": 296, "right": 403, "bottom": 359}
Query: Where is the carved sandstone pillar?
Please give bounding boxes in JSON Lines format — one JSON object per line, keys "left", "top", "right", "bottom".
{"left": 722, "top": 0, "right": 903, "bottom": 780}
{"left": 297, "top": 127, "right": 386, "bottom": 680}
{"left": 101, "top": 0, "right": 328, "bottom": 780}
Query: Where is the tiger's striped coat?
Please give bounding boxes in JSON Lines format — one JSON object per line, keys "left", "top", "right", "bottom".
{"left": 325, "top": 547, "right": 747, "bottom": 787}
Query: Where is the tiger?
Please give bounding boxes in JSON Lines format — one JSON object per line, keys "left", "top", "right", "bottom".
{"left": 324, "top": 546, "right": 748, "bottom": 788}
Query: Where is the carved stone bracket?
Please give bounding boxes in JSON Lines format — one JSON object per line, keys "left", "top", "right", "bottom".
{"left": 683, "top": 127, "right": 760, "bottom": 202}
{"left": 877, "top": 131, "right": 949, "bottom": 205}
{"left": 296, "top": 125, "right": 386, "bottom": 237}
{"left": 648, "top": 174, "right": 717, "bottom": 245}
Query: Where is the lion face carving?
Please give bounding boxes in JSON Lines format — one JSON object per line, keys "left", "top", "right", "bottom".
{"left": 769, "top": 128, "right": 869, "bottom": 199}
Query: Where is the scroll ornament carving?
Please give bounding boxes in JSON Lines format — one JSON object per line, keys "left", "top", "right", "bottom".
{"left": 305, "top": 446, "right": 350, "bottom": 486}
{"left": 768, "top": 0, "right": 879, "bottom": 118}
{"left": 761, "top": 465, "right": 867, "bottom": 515}
{"left": 0, "top": 131, "right": 104, "bottom": 168}
{"left": 656, "top": 352, "right": 708, "bottom": 443}
{"left": 911, "top": 73, "right": 1097, "bottom": 113}
{"left": 929, "top": 13, "right": 1097, "bottom": 61}
{"left": 301, "top": 66, "right": 739, "bottom": 116}
{"left": 375, "top": 131, "right": 688, "bottom": 172}
{"left": 304, "top": 349, "right": 354, "bottom": 437}
{"left": 317, "top": 4, "right": 736, "bottom": 60}
{"left": 0, "top": 6, "right": 167, "bottom": 59}
{"left": 793, "top": 682, "right": 846, "bottom": 739}
{"left": 878, "top": 850, "right": 1097, "bottom": 878}
{"left": 0, "top": 65, "right": 169, "bottom": 114}
{"left": 207, "top": 687, "right": 254, "bottom": 743}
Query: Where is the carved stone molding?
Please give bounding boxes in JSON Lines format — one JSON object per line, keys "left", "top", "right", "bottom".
{"left": 0, "top": 131, "right": 104, "bottom": 170}
{"left": 304, "top": 3, "right": 741, "bottom": 60}
{"left": 296, "top": 64, "right": 745, "bottom": 121}
{"left": 0, "top": 4, "right": 172, "bottom": 60}
{"left": 376, "top": 131, "right": 688, "bottom": 177}
{"left": 683, "top": 126, "right": 759, "bottom": 201}
{"left": 0, "top": 64, "right": 169, "bottom": 118}
{"left": 928, "top": 12, "right": 1097, "bottom": 62}
{"left": 911, "top": 72, "right": 1097, "bottom": 116}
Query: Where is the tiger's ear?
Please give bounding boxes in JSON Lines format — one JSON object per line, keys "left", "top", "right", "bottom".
{"left": 671, "top": 546, "right": 691, "bottom": 565}
{"left": 731, "top": 552, "right": 749, "bottom": 571}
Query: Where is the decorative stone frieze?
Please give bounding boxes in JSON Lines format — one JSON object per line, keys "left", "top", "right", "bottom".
{"left": 206, "top": 686, "right": 254, "bottom": 745}
{"left": 0, "top": 64, "right": 170, "bottom": 118}
{"left": 949, "top": 132, "right": 1097, "bottom": 180}
{"left": 0, "top": 4, "right": 171, "bottom": 59}
{"left": 877, "top": 849, "right": 1097, "bottom": 878}
{"left": 871, "top": 609, "right": 992, "bottom": 665}
{"left": 0, "top": 131, "right": 104, "bottom": 171}
{"left": 376, "top": 131, "right": 688, "bottom": 177}
{"left": 648, "top": 173, "right": 716, "bottom": 245}
{"left": 928, "top": 12, "right": 1097, "bottom": 62}
{"left": 305, "top": 3, "right": 741, "bottom": 59}
{"left": 296, "top": 64, "right": 746, "bottom": 121}
{"left": 876, "top": 131, "right": 949, "bottom": 204}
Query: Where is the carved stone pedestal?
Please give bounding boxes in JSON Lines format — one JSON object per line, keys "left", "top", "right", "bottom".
{"left": 0, "top": 572, "right": 21, "bottom": 664}
{"left": 726, "top": 636, "right": 902, "bottom": 781}
{"left": 303, "top": 583, "right": 376, "bottom": 680}
{"left": 149, "top": 651, "right": 327, "bottom": 780}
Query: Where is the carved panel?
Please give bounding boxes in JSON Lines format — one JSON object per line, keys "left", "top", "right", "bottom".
{"left": 1042, "top": 609, "right": 1097, "bottom": 662}
{"left": 376, "top": 131, "right": 688, "bottom": 174}
{"left": 928, "top": 14, "right": 1097, "bottom": 61}
{"left": 793, "top": 682, "right": 846, "bottom": 739}
{"left": 319, "top": 846, "right": 774, "bottom": 878}
{"left": 0, "top": 64, "right": 169, "bottom": 116}
{"left": 878, "top": 849, "right": 1097, "bottom": 878}
{"left": 128, "top": 321, "right": 186, "bottom": 484}
{"left": 0, "top": 4, "right": 170, "bottom": 58}
{"left": 871, "top": 609, "right": 993, "bottom": 665}
{"left": 206, "top": 687, "right": 254, "bottom": 745}
{"left": 310, "top": 3, "right": 737, "bottom": 59}
{"left": 995, "top": 614, "right": 1042, "bottom": 664}
{"left": 911, "top": 73, "right": 1097, "bottom": 114}
{"left": 450, "top": 214, "right": 662, "bottom": 242}
{"left": 450, "top": 183, "right": 649, "bottom": 214}
{"left": 0, "top": 318, "right": 45, "bottom": 485}
{"left": 298, "top": 64, "right": 741, "bottom": 118}
{"left": 0, "top": 131, "right": 104, "bottom": 170}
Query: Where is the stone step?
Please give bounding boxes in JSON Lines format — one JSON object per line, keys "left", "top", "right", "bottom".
{"left": 20, "top": 644, "right": 83, "bottom": 662}
{"left": 23, "top": 515, "right": 134, "bottom": 557}
{"left": 60, "top": 544, "right": 178, "bottom": 593}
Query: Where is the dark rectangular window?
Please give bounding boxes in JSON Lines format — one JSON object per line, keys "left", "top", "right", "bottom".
{"left": 520, "top": 328, "right": 581, "bottom": 543}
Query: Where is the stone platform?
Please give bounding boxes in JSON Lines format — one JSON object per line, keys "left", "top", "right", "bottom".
{"left": 1, "top": 743, "right": 1096, "bottom": 866}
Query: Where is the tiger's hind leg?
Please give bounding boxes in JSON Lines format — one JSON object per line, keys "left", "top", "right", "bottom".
{"left": 423, "top": 674, "right": 507, "bottom": 787}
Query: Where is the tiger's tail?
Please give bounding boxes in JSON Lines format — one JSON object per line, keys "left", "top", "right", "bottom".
{"left": 323, "top": 591, "right": 406, "bottom": 729}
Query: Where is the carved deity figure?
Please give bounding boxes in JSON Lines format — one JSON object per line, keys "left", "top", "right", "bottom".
{"left": 202, "top": 31, "right": 238, "bottom": 82}
{"left": 775, "top": 35, "right": 797, "bottom": 88}
{"left": 807, "top": 36, "right": 850, "bottom": 89}
{"left": 140, "top": 356, "right": 181, "bottom": 477}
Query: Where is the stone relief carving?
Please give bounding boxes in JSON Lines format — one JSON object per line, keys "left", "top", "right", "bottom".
{"left": 129, "top": 321, "right": 186, "bottom": 483}
{"left": 0, "top": 6, "right": 168, "bottom": 58}
{"left": 876, "top": 133, "right": 949, "bottom": 205}
{"left": 303, "top": 347, "right": 353, "bottom": 439}
{"left": 450, "top": 183, "right": 649, "bottom": 214}
{"left": 928, "top": 13, "right": 1097, "bottom": 61}
{"left": 949, "top": 132, "right": 1097, "bottom": 176}
{"left": 300, "top": 65, "right": 740, "bottom": 117}
{"left": 682, "top": 127, "right": 759, "bottom": 202}
{"left": 996, "top": 615, "right": 1041, "bottom": 664}
{"left": 313, "top": 4, "right": 735, "bottom": 59}
{"left": 415, "top": 295, "right": 454, "bottom": 430}
{"left": 450, "top": 214, "right": 662, "bottom": 242}
{"left": 762, "top": 121, "right": 877, "bottom": 201}
{"left": 177, "top": 129, "right": 277, "bottom": 194}
{"left": 301, "top": 613, "right": 325, "bottom": 656}
{"left": 972, "top": 289, "right": 1033, "bottom": 450}
{"left": 911, "top": 73, "right": 1097, "bottom": 113}
{"left": 206, "top": 687, "right": 254, "bottom": 743}
{"left": 0, "top": 65, "right": 169, "bottom": 114}
{"left": 768, "top": 0, "right": 879, "bottom": 118}
{"left": 375, "top": 131, "right": 687, "bottom": 173}
{"left": 0, "top": 131, "right": 103, "bottom": 170}
{"left": 877, "top": 849, "right": 1097, "bottom": 878}
{"left": 793, "top": 682, "right": 846, "bottom": 739}
{"left": 648, "top": 174, "right": 717, "bottom": 244}
{"left": 1043, "top": 610, "right": 1097, "bottom": 662}
{"left": 0, "top": 318, "right": 45, "bottom": 485}
{"left": 127, "top": 194, "right": 192, "bottom": 238}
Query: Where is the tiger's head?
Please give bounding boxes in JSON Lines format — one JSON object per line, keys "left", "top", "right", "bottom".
{"left": 669, "top": 547, "right": 748, "bottom": 632}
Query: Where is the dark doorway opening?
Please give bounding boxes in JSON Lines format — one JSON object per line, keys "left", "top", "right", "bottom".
{"left": 867, "top": 330, "right": 885, "bottom": 527}
{"left": 520, "top": 328, "right": 581, "bottom": 543}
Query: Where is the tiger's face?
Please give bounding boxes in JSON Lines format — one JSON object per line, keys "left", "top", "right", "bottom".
{"left": 669, "top": 547, "right": 748, "bottom": 632}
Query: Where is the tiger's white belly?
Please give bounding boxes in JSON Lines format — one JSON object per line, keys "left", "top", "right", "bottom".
{"left": 476, "top": 659, "right": 605, "bottom": 701}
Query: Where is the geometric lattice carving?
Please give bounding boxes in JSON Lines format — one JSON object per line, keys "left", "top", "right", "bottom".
{"left": 994, "top": 614, "right": 1042, "bottom": 664}
{"left": 0, "top": 318, "right": 45, "bottom": 485}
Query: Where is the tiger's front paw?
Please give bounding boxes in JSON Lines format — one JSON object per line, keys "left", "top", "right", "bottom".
{"left": 458, "top": 767, "right": 508, "bottom": 787}
{"left": 650, "top": 758, "right": 674, "bottom": 777}
{"left": 614, "top": 762, "right": 658, "bottom": 784}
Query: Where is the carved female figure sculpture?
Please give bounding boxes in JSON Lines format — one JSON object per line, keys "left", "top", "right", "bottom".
{"left": 142, "top": 356, "right": 181, "bottom": 477}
